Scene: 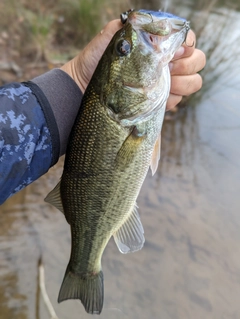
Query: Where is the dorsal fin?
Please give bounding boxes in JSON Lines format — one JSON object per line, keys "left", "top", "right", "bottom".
{"left": 44, "top": 181, "right": 64, "bottom": 213}
{"left": 150, "top": 134, "right": 161, "bottom": 176}
{"left": 113, "top": 204, "right": 145, "bottom": 254}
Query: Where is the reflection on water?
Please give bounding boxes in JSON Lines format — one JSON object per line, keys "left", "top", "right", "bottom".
{"left": 1, "top": 1, "right": 240, "bottom": 318}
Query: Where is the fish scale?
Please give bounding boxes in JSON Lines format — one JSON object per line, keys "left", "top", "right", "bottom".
{"left": 45, "top": 9, "right": 189, "bottom": 315}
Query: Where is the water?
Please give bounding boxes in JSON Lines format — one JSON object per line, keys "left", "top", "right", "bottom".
{"left": 1, "top": 1, "right": 240, "bottom": 319}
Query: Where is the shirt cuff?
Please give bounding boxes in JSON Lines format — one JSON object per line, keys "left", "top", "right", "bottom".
{"left": 32, "top": 68, "right": 83, "bottom": 156}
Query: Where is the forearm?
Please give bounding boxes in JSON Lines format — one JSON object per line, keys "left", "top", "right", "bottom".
{"left": 0, "top": 69, "right": 83, "bottom": 204}
{"left": 32, "top": 68, "right": 83, "bottom": 156}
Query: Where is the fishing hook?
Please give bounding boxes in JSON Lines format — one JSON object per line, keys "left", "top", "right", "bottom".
{"left": 147, "top": 12, "right": 154, "bottom": 23}
{"left": 183, "top": 21, "right": 194, "bottom": 46}
{"left": 120, "top": 8, "right": 134, "bottom": 24}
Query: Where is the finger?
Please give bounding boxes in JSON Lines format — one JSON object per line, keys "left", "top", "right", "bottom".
{"left": 170, "top": 49, "right": 206, "bottom": 76}
{"left": 98, "top": 19, "right": 123, "bottom": 46}
{"left": 166, "top": 94, "right": 183, "bottom": 111}
{"left": 76, "top": 19, "right": 122, "bottom": 92}
{"left": 172, "top": 29, "right": 196, "bottom": 61}
{"left": 170, "top": 73, "right": 203, "bottom": 96}
{"left": 182, "top": 29, "right": 197, "bottom": 57}
{"left": 83, "top": 19, "right": 122, "bottom": 63}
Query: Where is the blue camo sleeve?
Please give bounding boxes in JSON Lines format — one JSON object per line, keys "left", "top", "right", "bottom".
{"left": 0, "top": 82, "right": 60, "bottom": 204}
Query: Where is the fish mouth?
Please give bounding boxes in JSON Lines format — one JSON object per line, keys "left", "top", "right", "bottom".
{"left": 121, "top": 9, "right": 189, "bottom": 31}
{"left": 106, "top": 10, "right": 190, "bottom": 127}
{"left": 121, "top": 10, "right": 190, "bottom": 92}
{"left": 122, "top": 9, "right": 190, "bottom": 55}
{"left": 113, "top": 10, "right": 190, "bottom": 126}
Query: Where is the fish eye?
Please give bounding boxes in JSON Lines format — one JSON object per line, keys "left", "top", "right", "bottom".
{"left": 116, "top": 39, "right": 131, "bottom": 56}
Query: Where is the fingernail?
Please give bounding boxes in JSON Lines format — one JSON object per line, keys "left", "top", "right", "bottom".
{"left": 169, "top": 62, "right": 173, "bottom": 71}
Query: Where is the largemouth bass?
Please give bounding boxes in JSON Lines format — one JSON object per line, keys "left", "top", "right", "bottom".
{"left": 45, "top": 9, "right": 189, "bottom": 314}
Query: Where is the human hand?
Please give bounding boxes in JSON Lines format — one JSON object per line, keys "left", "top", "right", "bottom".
{"left": 167, "top": 29, "right": 206, "bottom": 110}
{"left": 61, "top": 20, "right": 206, "bottom": 110}
{"left": 61, "top": 20, "right": 122, "bottom": 94}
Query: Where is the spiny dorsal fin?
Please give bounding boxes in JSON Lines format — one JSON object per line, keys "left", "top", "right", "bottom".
{"left": 113, "top": 204, "right": 145, "bottom": 254}
{"left": 44, "top": 181, "right": 64, "bottom": 213}
{"left": 150, "top": 134, "right": 161, "bottom": 176}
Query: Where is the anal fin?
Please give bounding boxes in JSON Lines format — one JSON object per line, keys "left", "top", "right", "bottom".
{"left": 44, "top": 181, "right": 64, "bottom": 213}
{"left": 113, "top": 204, "right": 145, "bottom": 254}
{"left": 150, "top": 134, "right": 161, "bottom": 176}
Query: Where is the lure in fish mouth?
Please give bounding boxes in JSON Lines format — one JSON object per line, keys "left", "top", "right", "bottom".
{"left": 45, "top": 9, "right": 190, "bottom": 315}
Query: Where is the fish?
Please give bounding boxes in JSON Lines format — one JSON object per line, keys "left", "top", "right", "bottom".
{"left": 45, "top": 9, "right": 190, "bottom": 315}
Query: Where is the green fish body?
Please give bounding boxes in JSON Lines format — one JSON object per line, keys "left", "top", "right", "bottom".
{"left": 45, "top": 9, "right": 189, "bottom": 314}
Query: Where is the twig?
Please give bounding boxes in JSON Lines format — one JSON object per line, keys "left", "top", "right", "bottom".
{"left": 0, "top": 61, "right": 22, "bottom": 77}
{"left": 39, "top": 259, "right": 60, "bottom": 319}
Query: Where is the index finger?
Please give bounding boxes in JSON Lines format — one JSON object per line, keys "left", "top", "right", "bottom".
{"left": 172, "top": 29, "right": 196, "bottom": 61}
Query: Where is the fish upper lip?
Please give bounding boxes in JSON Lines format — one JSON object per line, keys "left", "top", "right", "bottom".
{"left": 126, "top": 9, "right": 189, "bottom": 32}
{"left": 127, "top": 11, "right": 190, "bottom": 53}
{"left": 169, "top": 19, "right": 190, "bottom": 31}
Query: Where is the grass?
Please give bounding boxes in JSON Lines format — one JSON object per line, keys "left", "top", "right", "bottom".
{"left": 0, "top": 0, "right": 239, "bottom": 94}
{"left": 0, "top": 0, "right": 128, "bottom": 64}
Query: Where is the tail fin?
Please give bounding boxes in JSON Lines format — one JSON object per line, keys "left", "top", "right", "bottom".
{"left": 58, "top": 267, "right": 104, "bottom": 314}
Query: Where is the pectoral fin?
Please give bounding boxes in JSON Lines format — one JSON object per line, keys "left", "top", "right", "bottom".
{"left": 113, "top": 204, "right": 145, "bottom": 254}
{"left": 150, "top": 134, "right": 161, "bottom": 176}
{"left": 44, "top": 181, "right": 64, "bottom": 213}
{"left": 115, "top": 126, "right": 146, "bottom": 167}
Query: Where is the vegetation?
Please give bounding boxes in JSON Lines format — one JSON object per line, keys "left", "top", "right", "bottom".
{"left": 0, "top": 0, "right": 128, "bottom": 64}
{"left": 0, "top": 0, "right": 239, "bottom": 96}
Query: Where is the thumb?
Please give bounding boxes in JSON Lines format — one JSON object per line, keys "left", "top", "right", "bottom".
{"left": 61, "top": 19, "right": 122, "bottom": 93}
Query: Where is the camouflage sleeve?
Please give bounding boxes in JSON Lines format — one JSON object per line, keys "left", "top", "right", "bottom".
{"left": 0, "top": 69, "right": 83, "bottom": 204}
{"left": 0, "top": 82, "right": 60, "bottom": 204}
